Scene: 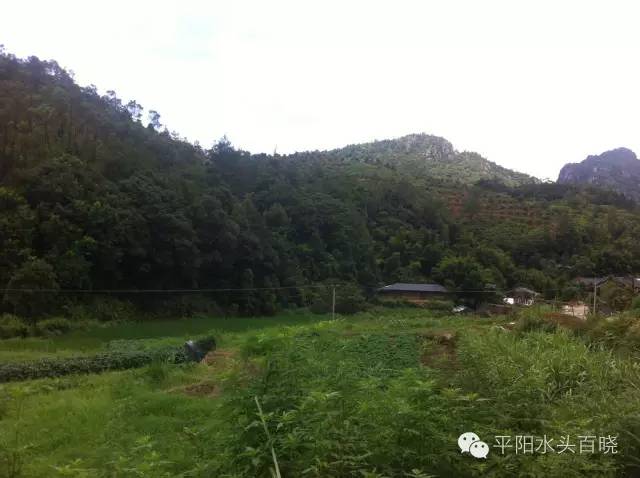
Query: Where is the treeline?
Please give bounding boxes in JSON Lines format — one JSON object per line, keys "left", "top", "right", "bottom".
{"left": 2, "top": 49, "right": 640, "bottom": 322}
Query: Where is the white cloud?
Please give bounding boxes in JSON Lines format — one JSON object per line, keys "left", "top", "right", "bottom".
{"left": 3, "top": 0, "right": 640, "bottom": 178}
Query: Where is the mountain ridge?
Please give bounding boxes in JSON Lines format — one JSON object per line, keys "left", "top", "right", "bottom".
{"left": 2, "top": 48, "right": 640, "bottom": 318}
{"left": 285, "top": 133, "right": 539, "bottom": 187}
{"left": 558, "top": 147, "right": 640, "bottom": 202}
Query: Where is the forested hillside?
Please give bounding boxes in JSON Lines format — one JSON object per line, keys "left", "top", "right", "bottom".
{"left": 2, "top": 49, "right": 640, "bottom": 318}
{"left": 289, "top": 133, "right": 538, "bottom": 187}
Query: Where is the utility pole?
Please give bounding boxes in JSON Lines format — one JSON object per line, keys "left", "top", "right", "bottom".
{"left": 332, "top": 285, "right": 336, "bottom": 320}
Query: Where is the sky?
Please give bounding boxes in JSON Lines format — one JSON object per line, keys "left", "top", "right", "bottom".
{"left": 2, "top": 0, "right": 640, "bottom": 180}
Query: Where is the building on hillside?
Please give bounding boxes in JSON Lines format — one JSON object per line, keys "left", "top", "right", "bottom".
{"left": 611, "top": 276, "right": 640, "bottom": 293}
{"left": 574, "top": 276, "right": 640, "bottom": 313}
{"left": 377, "top": 283, "right": 449, "bottom": 304}
{"left": 575, "top": 277, "right": 609, "bottom": 288}
{"left": 575, "top": 276, "right": 640, "bottom": 294}
{"left": 504, "top": 287, "right": 539, "bottom": 306}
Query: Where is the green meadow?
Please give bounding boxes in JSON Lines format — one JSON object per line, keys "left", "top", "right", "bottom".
{"left": 0, "top": 308, "right": 639, "bottom": 477}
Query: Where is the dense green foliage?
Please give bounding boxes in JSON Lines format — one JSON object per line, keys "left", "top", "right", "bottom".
{"left": 0, "top": 336, "right": 214, "bottom": 382}
{"left": 0, "top": 309, "right": 638, "bottom": 477}
{"left": 2, "top": 49, "right": 640, "bottom": 322}
{"left": 290, "top": 133, "right": 537, "bottom": 186}
{"left": 0, "top": 312, "right": 321, "bottom": 364}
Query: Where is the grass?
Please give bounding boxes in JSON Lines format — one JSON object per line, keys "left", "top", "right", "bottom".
{"left": 0, "top": 312, "right": 322, "bottom": 363}
{"left": 0, "top": 308, "right": 638, "bottom": 477}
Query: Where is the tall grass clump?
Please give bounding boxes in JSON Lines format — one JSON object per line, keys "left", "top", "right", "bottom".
{"left": 456, "top": 327, "right": 640, "bottom": 475}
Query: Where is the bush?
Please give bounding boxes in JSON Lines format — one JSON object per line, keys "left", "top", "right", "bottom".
{"left": 310, "top": 283, "right": 367, "bottom": 315}
{"left": 423, "top": 299, "right": 455, "bottom": 313}
{"left": 88, "top": 297, "right": 137, "bottom": 322}
{"left": 0, "top": 314, "right": 29, "bottom": 339}
{"left": 241, "top": 333, "right": 289, "bottom": 358}
{"left": 144, "top": 358, "right": 171, "bottom": 386}
{"left": 372, "top": 298, "right": 420, "bottom": 309}
{"left": 149, "top": 295, "right": 223, "bottom": 318}
{"left": 457, "top": 328, "right": 629, "bottom": 417}
{"left": 585, "top": 315, "right": 640, "bottom": 350}
{"left": 36, "top": 317, "right": 73, "bottom": 336}
{"left": 585, "top": 315, "right": 633, "bottom": 344}
{"left": 0, "top": 336, "right": 216, "bottom": 382}
{"left": 3, "top": 258, "right": 59, "bottom": 322}
{"left": 631, "top": 296, "right": 640, "bottom": 311}
{"left": 514, "top": 310, "right": 558, "bottom": 334}
{"left": 64, "top": 297, "right": 137, "bottom": 322}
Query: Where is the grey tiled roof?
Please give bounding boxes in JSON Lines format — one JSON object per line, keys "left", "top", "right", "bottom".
{"left": 378, "top": 283, "right": 448, "bottom": 293}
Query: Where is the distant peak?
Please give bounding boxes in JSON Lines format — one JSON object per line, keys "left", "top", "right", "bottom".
{"left": 583, "top": 147, "right": 638, "bottom": 165}
{"left": 557, "top": 147, "right": 640, "bottom": 201}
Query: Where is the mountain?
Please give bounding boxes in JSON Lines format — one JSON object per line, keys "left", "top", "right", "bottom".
{"left": 558, "top": 148, "right": 640, "bottom": 202}
{"left": 2, "top": 49, "right": 640, "bottom": 320}
{"left": 288, "top": 133, "right": 538, "bottom": 187}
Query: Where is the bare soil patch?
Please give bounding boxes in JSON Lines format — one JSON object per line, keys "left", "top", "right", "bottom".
{"left": 420, "top": 331, "right": 458, "bottom": 369}
{"left": 182, "top": 381, "right": 220, "bottom": 397}
{"left": 172, "top": 348, "right": 240, "bottom": 398}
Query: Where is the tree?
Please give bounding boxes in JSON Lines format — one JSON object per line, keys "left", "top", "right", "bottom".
{"left": 212, "top": 135, "right": 234, "bottom": 156}
{"left": 462, "top": 188, "right": 482, "bottom": 218}
{"left": 3, "top": 47, "right": 640, "bottom": 320}
{"left": 4, "top": 258, "right": 59, "bottom": 324}
{"left": 126, "top": 100, "right": 143, "bottom": 122}
{"left": 0, "top": 187, "right": 35, "bottom": 286}
{"left": 433, "top": 255, "right": 498, "bottom": 305}
{"left": 147, "top": 110, "right": 162, "bottom": 130}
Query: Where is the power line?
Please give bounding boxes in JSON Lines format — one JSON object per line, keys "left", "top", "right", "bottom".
{"left": 1, "top": 285, "right": 330, "bottom": 294}
{"left": 0, "top": 284, "right": 613, "bottom": 295}
{"left": 0, "top": 287, "right": 513, "bottom": 294}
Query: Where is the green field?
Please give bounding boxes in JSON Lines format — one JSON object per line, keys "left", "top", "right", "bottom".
{"left": 0, "top": 308, "right": 639, "bottom": 477}
{"left": 0, "top": 313, "right": 321, "bottom": 364}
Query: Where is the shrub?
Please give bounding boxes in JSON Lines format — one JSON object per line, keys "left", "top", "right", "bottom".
{"left": 310, "top": 283, "right": 367, "bottom": 315}
{"left": 144, "top": 358, "right": 171, "bottom": 386}
{"left": 631, "top": 296, "right": 640, "bottom": 311}
{"left": 514, "top": 309, "right": 557, "bottom": 334}
{"left": 423, "top": 299, "right": 455, "bottom": 313}
{"left": 598, "top": 281, "right": 634, "bottom": 312}
{"left": 0, "top": 336, "right": 216, "bottom": 382}
{"left": 0, "top": 314, "right": 29, "bottom": 339}
{"left": 89, "top": 297, "right": 137, "bottom": 322}
{"left": 456, "top": 328, "right": 630, "bottom": 424}
{"left": 626, "top": 319, "right": 640, "bottom": 343}
{"left": 4, "top": 258, "right": 59, "bottom": 323}
{"left": 241, "top": 333, "right": 289, "bottom": 358}
{"left": 36, "top": 317, "right": 73, "bottom": 336}
{"left": 584, "top": 315, "right": 639, "bottom": 349}
{"left": 150, "top": 295, "right": 223, "bottom": 318}
{"left": 372, "top": 298, "right": 420, "bottom": 309}
{"left": 64, "top": 297, "right": 137, "bottom": 322}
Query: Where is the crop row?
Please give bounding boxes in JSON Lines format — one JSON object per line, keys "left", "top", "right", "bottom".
{"left": 0, "top": 337, "right": 215, "bottom": 382}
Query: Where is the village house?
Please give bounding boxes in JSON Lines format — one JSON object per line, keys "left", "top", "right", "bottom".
{"left": 377, "top": 283, "right": 449, "bottom": 305}
{"left": 504, "top": 287, "right": 539, "bottom": 306}
{"left": 574, "top": 275, "right": 640, "bottom": 314}
{"left": 575, "top": 276, "right": 640, "bottom": 293}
